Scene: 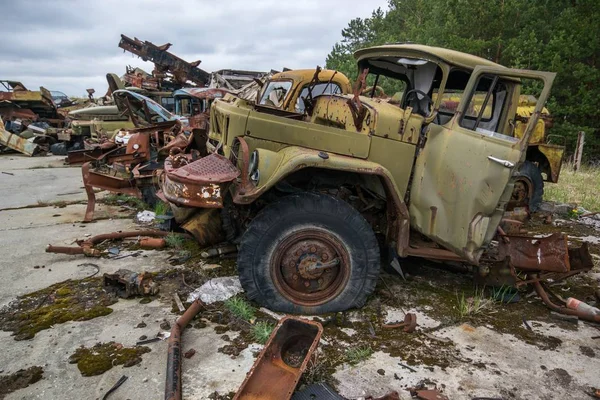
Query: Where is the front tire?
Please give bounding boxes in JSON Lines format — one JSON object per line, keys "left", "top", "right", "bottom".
{"left": 237, "top": 192, "right": 380, "bottom": 314}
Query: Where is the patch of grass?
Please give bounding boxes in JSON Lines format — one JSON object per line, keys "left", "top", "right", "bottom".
{"left": 68, "top": 342, "right": 150, "bottom": 376}
{"left": 154, "top": 201, "right": 169, "bottom": 216}
{"left": 490, "top": 285, "right": 519, "bottom": 304}
{"left": 35, "top": 199, "right": 68, "bottom": 208}
{"left": 345, "top": 345, "right": 373, "bottom": 365}
{"left": 101, "top": 194, "right": 147, "bottom": 210}
{"left": 252, "top": 321, "right": 274, "bottom": 344}
{"left": 165, "top": 233, "right": 186, "bottom": 249}
{"left": 544, "top": 162, "right": 600, "bottom": 212}
{"left": 456, "top": 287, "right": 493, "bottom": 318}
{"left": 225, "top": 296, "right": 256, "bottom": 321}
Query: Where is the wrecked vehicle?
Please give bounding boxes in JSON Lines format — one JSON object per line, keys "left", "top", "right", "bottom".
{"left": 159, "top": 44, "right": 591, "bottom": 316}
{"left": 77, "top": 89, "right": 195, "bottom": 221}
{"left": 0, "top": 80, "right": 64, "bottom": 128}
{"left": 0, "top": 116, "right": 47, "bottom": 156}
{"left": 173, "top": 87, "right": 230, "bottom": 131}
{"left": 257, "top": 68, "right": 352, "bottom": 112}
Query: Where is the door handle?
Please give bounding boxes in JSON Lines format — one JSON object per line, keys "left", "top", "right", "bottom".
{"left": 487, "top": 156, "right": 514, "bottom": 168}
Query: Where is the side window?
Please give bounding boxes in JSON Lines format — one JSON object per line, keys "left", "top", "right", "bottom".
{"left": 459, "top": 74, "right": 511, "bottom": 138}
{"left": 259, "top": 81, "right": 292, "bottom": 108}
{"left": 295, "top": 83, "right": 342, "bottom": 113}
{"left": 161, "top": 97, "right": 175, "bottom": 113}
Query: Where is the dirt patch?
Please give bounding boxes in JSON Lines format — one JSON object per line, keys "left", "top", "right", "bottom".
{"left": 0, "top": 366, "right": 43, "bottom": 399}
{"left": 0, "top": 277, "right": 117, "bottom": 340}
{"left": 68, "top": 342, "right": 151, "bottom": 376}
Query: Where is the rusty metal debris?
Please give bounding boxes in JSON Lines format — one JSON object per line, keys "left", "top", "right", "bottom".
{"left": 367, "top": 392, "right": 401, "bottom": 400}
{"left": 0, "top": 118, "right": 47, "bottom": 156}
{"left": 165, "top": 299, "right": 204, "bottom": 400}
{"left": 45, "top": 230, "right": 169, "bottom": 257}
{"left": 234, "top": 317, "right": 323, "bottom": 400}
{"left": 162, "top": 153, "right": 240, "bottom": 208}
{"left": 382, "top": 313, "right": 417, "bottom": 332}
{"left": 119, "top": 34, "right": 210, "bottom": 88}
{"left": 103, "top": 269, "right": 159, "bottom": 298}
{"left": 412, "top": 390, "right": 449, "bottom": 400}
{"left": 529, "top": 277, "right": 600, "bottom": 323}
{"left": 139, "top": 237, "right": 166, "bottom": 249}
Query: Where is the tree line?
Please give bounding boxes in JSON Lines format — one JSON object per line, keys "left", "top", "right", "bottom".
{"left": 325, "top": 0, "right": 599, "bottom": 161}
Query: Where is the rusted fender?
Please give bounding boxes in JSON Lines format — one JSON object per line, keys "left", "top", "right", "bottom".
{"left": 234, "top": 317, "right": 323, "bottom": 400}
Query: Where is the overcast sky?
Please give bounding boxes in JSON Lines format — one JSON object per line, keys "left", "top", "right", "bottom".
{"left": 0, "top": 0, "right": 386, "bottom": 97}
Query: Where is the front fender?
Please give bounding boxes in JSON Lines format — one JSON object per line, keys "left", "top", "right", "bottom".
{"left": 232, "top": 145, "right": 411, "bottom": 256}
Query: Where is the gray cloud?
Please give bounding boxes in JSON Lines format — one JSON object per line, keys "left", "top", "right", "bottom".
{"left": 0, "top": 0, "right": 386, "bottom": 96}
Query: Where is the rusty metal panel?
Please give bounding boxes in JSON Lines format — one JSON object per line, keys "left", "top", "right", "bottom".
{"left": 0, "top": 119, "right": 44, "bottom": 156}
{"left": 118, "top": 34, "right": 210, "bottom": 86}
{"left": 499, "top": 233, "right": 570, "bottom": 272}
{"left": 234, "top": 317, "right": 323, "bottom": 400}
{"left": 162, "top": 154, "right": 239, "bottom": 208}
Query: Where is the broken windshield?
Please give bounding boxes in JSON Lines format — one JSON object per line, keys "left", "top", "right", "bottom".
{"left": 113, "top": 89, "right": 178, "bottom": 125}
{"left": 258, "top": 80, "right": 292, "bottom": 108}
{"left": 359, "top": 56, "right": 442, "bottom": 116}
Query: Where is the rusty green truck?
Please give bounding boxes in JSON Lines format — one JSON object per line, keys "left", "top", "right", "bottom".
{"left": 158, "top": 44, "right": 590, "bottom": 315}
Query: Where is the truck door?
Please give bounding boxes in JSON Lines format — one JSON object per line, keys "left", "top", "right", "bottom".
{"left": 409, "top": 66, "right": 555, "bottom": 264}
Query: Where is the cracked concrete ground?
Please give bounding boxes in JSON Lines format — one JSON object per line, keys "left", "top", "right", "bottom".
{"left": 0, "top": 154, "right": 599, "bottom": 400}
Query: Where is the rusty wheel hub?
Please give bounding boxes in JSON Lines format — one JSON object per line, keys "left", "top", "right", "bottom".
{"left": 510, "top": 176, "right": 533, "bottom": 207}
{"left": 271, "top": 229, "right": 350, "bottom": 306}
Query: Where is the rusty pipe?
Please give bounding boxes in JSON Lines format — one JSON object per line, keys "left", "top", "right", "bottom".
{"left": 46, "top": 230, "right": 171, "bottom": 256}
{"left": 530, "top": 278, "right": 600, "bottom": 323}
{"left": 165, "top": 299, "right": 204, "bottom": 400}
{"left": 45, "top": 245, "right": 84, "bottom": 255}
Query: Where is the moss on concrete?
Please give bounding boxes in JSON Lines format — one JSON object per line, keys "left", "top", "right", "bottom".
{"left": 0, "top": 366, "right": 43, "bottom": 398}
{"left": 0, "top": 278, "right": 116, "bottom": 341}
{"left": 68, "top": 342, "right": 151, "bottom": 376}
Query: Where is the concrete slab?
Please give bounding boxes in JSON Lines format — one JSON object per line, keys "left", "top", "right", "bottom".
{"left": 0, "top": 155, "right": 86, "bottom": 209}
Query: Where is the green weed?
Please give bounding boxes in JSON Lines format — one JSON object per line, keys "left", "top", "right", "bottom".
{"left": 456, "top": 287, "right": 493, "bottom": 318}
{"left": 345, "top": 345, "right": 373, "bottom": 365}
{"left": 165, "top": 233, "right": 186, "bottom": 249}
{"left": 224, "top": 296, "right": 256, "bottom": 321}
{"left": 102, "top": 194, "right": 147, "bottom": 210}
{"left": 252, "top": 321, "right": 274, "bottom": 344}
{"left": 154, "top": 201, "right": 169, "bottom": 216}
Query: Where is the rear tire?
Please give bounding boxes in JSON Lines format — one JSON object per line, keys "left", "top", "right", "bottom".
{"left": 237, "top": 192, "right": 380, "bottom": 314}
{"left": 511, "top": 161, "right": 544, "bottom": 212}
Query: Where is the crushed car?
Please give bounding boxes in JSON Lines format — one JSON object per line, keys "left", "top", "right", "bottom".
{"left": 157, "top": 44, "right": 593, "bottom": 317}
{"left": 78, "top": 89, "right": 195, "bottom": 222}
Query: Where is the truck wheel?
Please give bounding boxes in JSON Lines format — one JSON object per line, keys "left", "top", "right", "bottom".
{"left": 238, "top": 192, "right": 380, "bottom": 314}
{"left": 511, "top": 161, "right": 544, "bottom": 212}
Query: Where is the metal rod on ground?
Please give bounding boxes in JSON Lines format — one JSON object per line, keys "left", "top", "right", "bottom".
{"left": 574, "top": 131, "right": 585, "bottom": 172}
{"left": 165, "top": 299, "right": 204, "bottom": 400}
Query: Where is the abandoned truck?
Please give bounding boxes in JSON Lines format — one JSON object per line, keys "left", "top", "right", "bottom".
{"left": 159, "top": 44, "right": 590, "bottom": 315}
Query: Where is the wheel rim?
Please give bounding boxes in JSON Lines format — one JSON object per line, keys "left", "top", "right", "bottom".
{"left": 510, "top": 176, "right": 533, "bottom": 208}
{"left": 271, "top": 228, "right": 351, "bottom": 306}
